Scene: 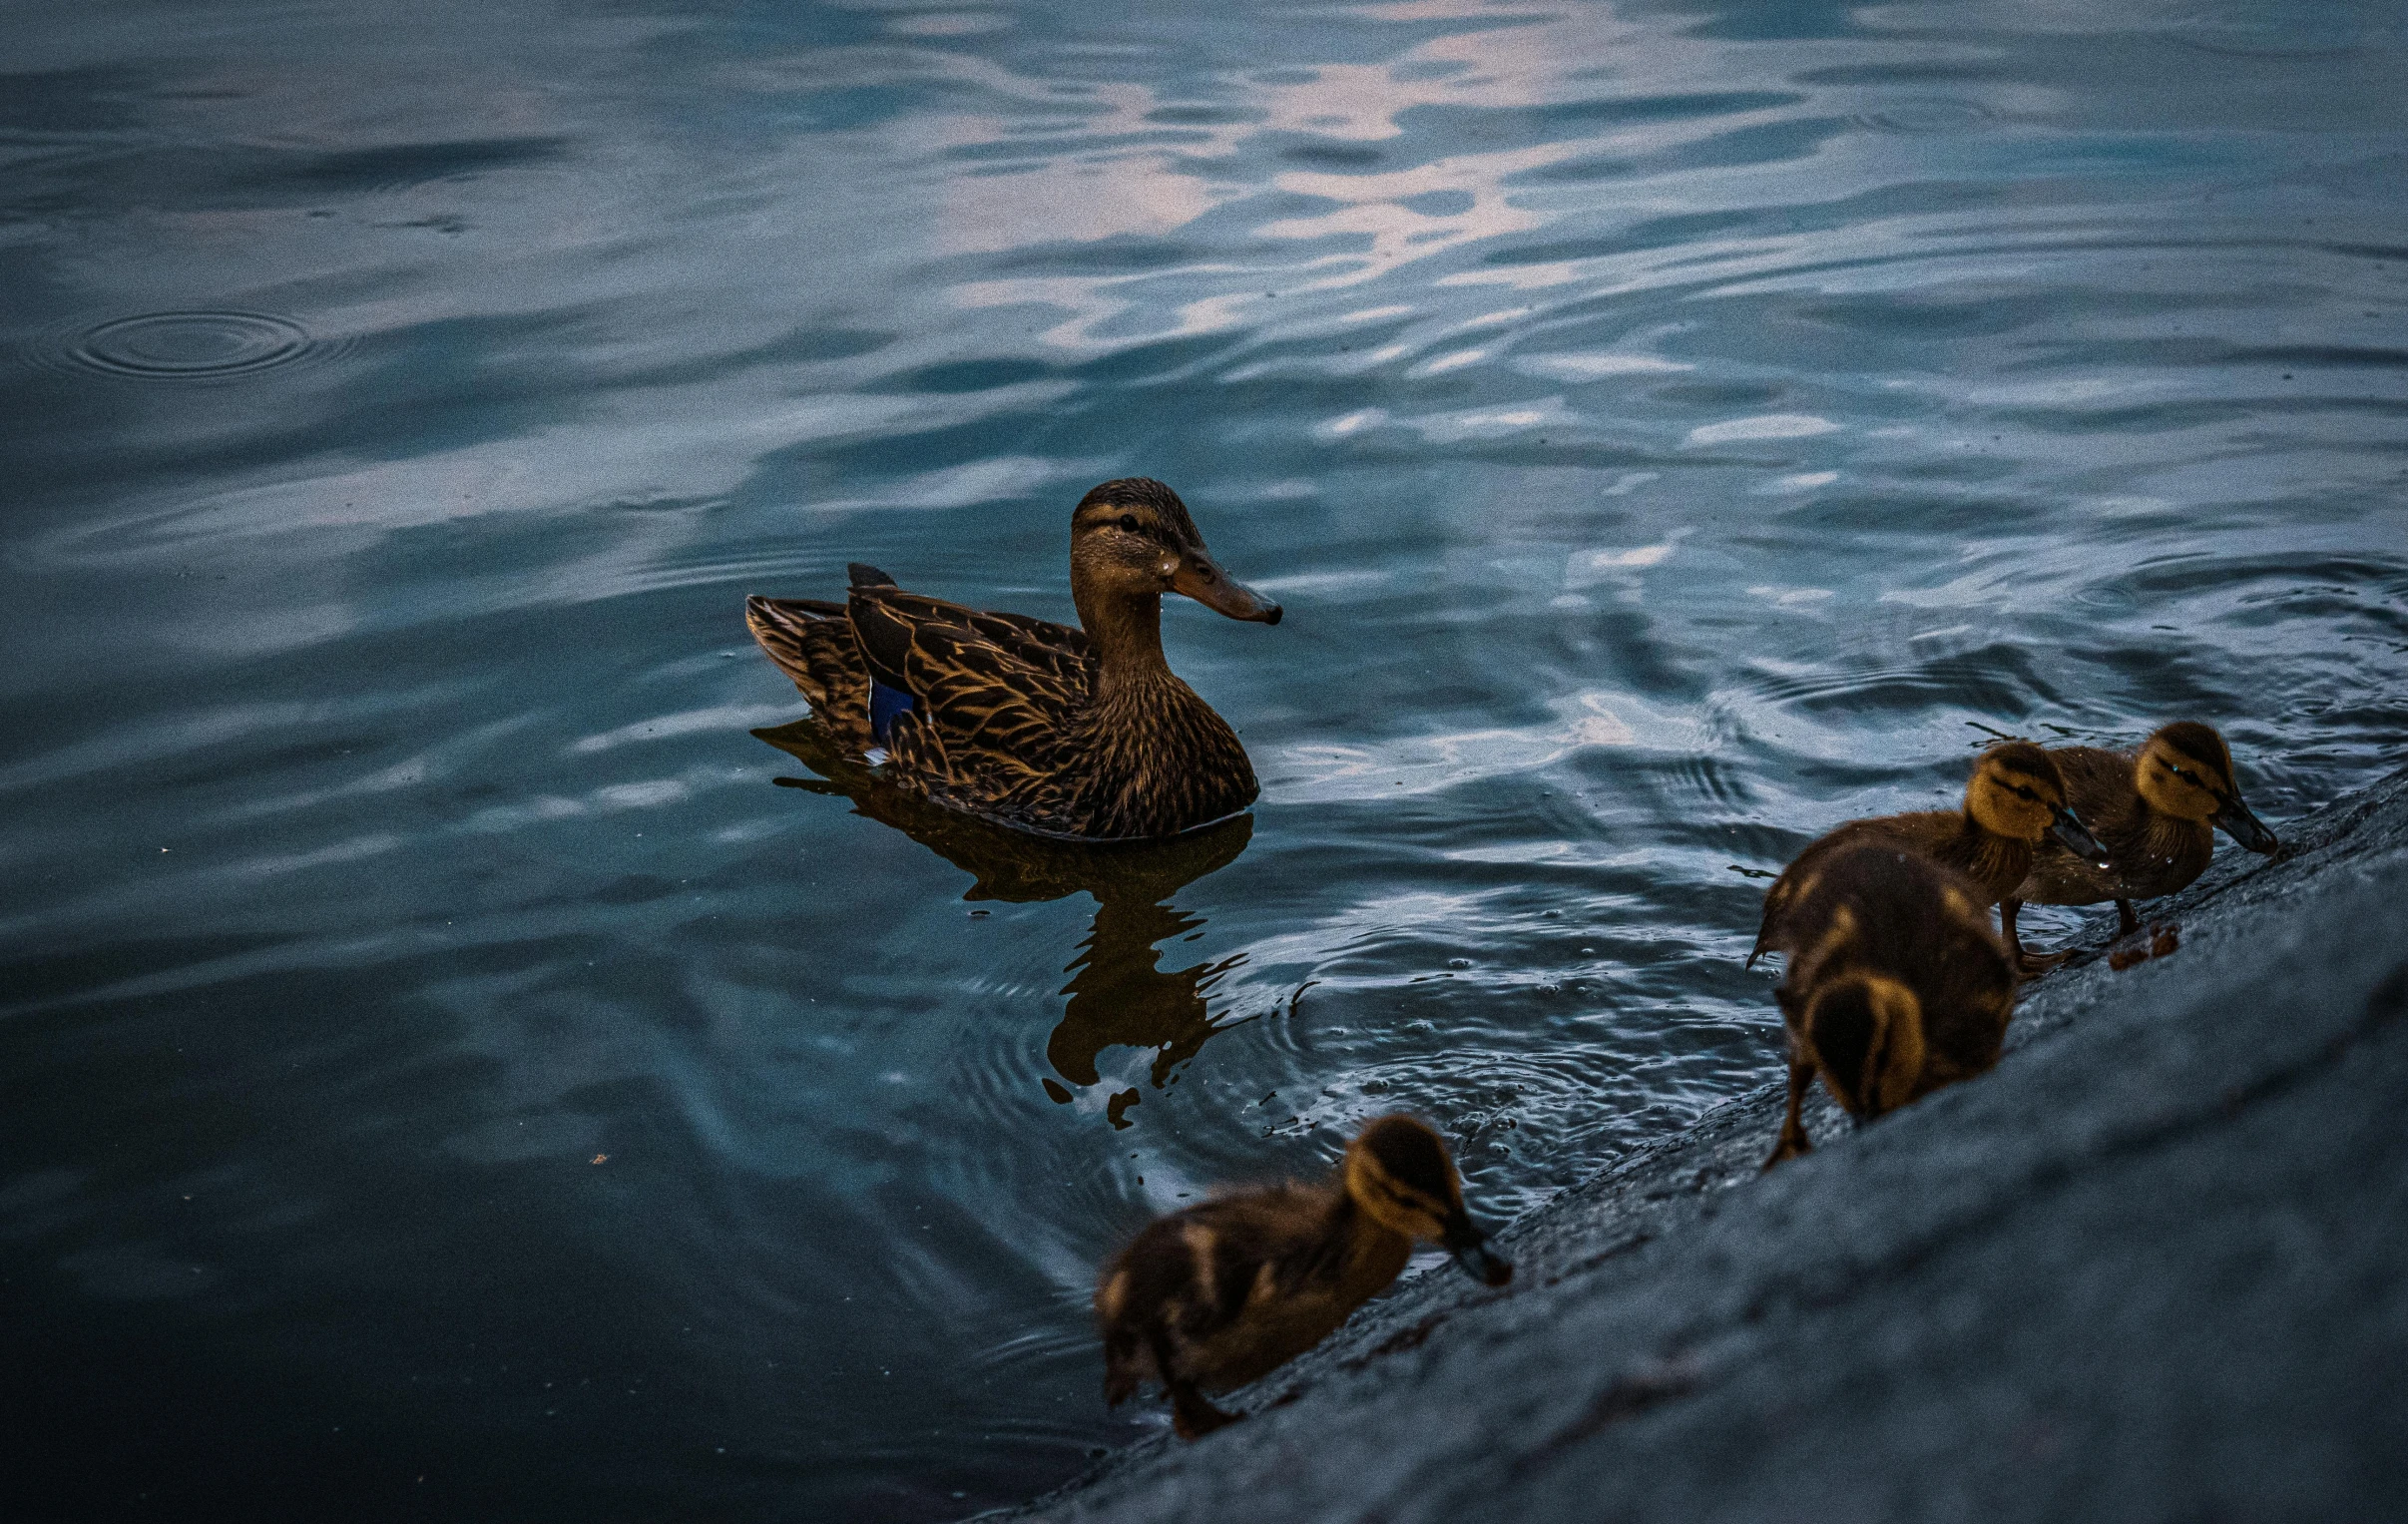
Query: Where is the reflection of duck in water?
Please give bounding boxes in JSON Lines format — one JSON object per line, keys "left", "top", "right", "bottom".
{"left": 744, "top": 478, "right": 1281, "bottom": 841}
{"left": 755, "top": 720, "right": 1258, "bottom": 1124}
{"left": 1048, "top": 895, "right": 1248, "bottom": 1128}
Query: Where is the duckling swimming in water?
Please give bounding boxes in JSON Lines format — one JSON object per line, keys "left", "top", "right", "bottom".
{"left": 1095, "top": 1115, "right": 1511, "bottom": 1439}
{"left": 1750, "top": 741, "right": 2110, "bottom": 976}
{"left": 1764, "top": 843, "right": 2020, "bottom": 1169}
{"left": 2004, "top": 721, "right": 2278, "bottom": 957}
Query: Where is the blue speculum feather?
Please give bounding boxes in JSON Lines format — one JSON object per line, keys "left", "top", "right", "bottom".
{"left": 868, "top": 679, "right": 916, "bottom": 744}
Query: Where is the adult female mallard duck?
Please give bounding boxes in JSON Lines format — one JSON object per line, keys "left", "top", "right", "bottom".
{"left": 1763, "top": 843, "right": 2019, "bottom": 1169}
{"left": 2004, "top": 721, "right": 2278, "bottom": 955}
{"left": 1096, "top": 1115, "right": 1511, "bottom": 1439}
{"left": 1748, "top": 741, "right": 2109, "bottom": 976}
{"left": 744, "top": 478, "right": 1281, "bottom": 841}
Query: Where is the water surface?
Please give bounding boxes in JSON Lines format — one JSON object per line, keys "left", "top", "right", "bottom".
{"left": 3, "top": 0, "right": 2404, "bottom": 1519}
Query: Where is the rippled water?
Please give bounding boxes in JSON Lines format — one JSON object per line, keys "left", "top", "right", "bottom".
{"left": 4, "top": 0, "right": 2404, "bottom": 1518}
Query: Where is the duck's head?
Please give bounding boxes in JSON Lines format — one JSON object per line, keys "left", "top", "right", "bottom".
{"left": 2134, "top": 722, "right": 2278, "bottom": 852}
{"left": 1069, "top": 478, "right": 1281, "bottom": 626}
{"left": 1795, "top": 972, "right": 1927, "bottom": 1121}
{"left": 1966, "top": 742, "right": 2110, "bottom": 866}
{"left": 1341, "top": 1116, "right": 1512, "bottom": 1286}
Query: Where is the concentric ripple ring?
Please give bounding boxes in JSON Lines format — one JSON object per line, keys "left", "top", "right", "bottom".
{"left": 57, "top": 310, "right": 328, "bottom": 380}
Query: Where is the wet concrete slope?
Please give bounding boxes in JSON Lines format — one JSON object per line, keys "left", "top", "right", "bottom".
{"left": 997, "top": 764, "right": 2408, "bottom": 1524}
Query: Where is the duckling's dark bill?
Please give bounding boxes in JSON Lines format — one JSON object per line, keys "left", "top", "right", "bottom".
{"left": 1450, "top": 1238, "right": 1513, "bottom": 1286}
{"left": 1172, "top": 552, "right": 1281, "bottom": 624}
{"left": 2213, "top": 796, "right": 2278, "bottom": 853}
{"left": 1444, "top": 1217, "right": 1513, "bottom": 1285}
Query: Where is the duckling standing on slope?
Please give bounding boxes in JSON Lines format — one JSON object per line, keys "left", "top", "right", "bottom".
{"left": 2004, "top": 721, "right": 2278, "bottom": 959}
{"left": 1096, "top": 1115, "right": 1512, "bottom": 1439}
{"left": 1749, "top": 741, "right": 2110, "bottom": 976}
{"left": 744, "top": 478, "right": 1281, "bottom": 841}
{"left": 1764, "top": 844, "right": 2020, "bottom": 1169}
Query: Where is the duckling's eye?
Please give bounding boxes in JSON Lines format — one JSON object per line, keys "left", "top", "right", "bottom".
{"left": 2012, "top": 785, "right": 2038, "bottom": 801}
{"left": 1117, "top": 513, "right": 1140, "bottom": 534}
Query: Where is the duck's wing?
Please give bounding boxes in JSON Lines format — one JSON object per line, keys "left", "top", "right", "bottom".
{"left": 1178, "top": 1188, "right": 1342, "bottom": 1326}
{"left": 846, "top": 580, "right": 1095, "bottom": 797}
{"left": 745, "top": 595, "right": 874, "bottom": 752}
{"left": 2051, "top": 745, "right": 2141, "bottom": 827}
{"left": 848, "top": 590, "right": 1092, "bottom": 695}
{"left": 2021, "top": 744, "right": 2149, "bottom": 901}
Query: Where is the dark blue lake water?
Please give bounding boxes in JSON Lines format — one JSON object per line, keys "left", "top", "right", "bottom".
{"left": 3, "top": 0, "right": 2403, "bottom": 1518}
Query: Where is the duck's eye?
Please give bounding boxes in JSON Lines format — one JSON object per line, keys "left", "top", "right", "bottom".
{"left": 2013, "top": 785, "right": 2038, "bottom": 801}
{"left": 1117, "top": 514, "right": 1140, "bottom": 534}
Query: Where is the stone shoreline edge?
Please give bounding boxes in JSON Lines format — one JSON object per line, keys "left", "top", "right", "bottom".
{"left": 987, "top": 761, "right": 2408, "bottom": 1523}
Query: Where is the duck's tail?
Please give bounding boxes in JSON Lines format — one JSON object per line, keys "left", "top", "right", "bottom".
{"left": 1746, "top": 902, "right": 1779, "bottom": 970}
{"left": 744, "top": 594, "right": 873, "bottom": 750}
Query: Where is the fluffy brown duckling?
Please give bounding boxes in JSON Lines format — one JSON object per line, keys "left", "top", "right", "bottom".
{"left": 1095, "top": 1115, "right": 1511, "bottom": 1439}
{"left": 2004, "top": 721, "right": 2278, "bottom": 956}
{"left": 1764, "top": 843, "right": 2020, "bottom": 1169}
{"left": 1750, "top": 741, "right": 2110, "bottom": 976}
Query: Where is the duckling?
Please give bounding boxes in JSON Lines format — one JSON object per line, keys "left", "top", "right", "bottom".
{"left": 1096, "top": 1115, "right": 1512, "bottom": 1439}
{"left": 1764, "top": 843, "right": 2020, "bottom": 1169}
{"left": 1749, "top": 741, "right": 2109, "bottom": 976}
{"left": 2004, "top": 721, "right": 2278, "bottom": 956}
{"left": 745, "top": 478, "right": 1281, "bottom": 841}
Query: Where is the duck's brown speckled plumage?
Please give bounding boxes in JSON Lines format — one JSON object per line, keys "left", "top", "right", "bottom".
{"left": 1750, "top": 741, "right": 2107, "bottom": 972}
{"left": 744, "top": 479, "right": 1279, "bottom": 841}
{"left": 1764, "top": 844, "right": 2020, "bottom": 1169}
{"left": 1095, "top": 1116, "right": 1510, "bottom": 1439}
